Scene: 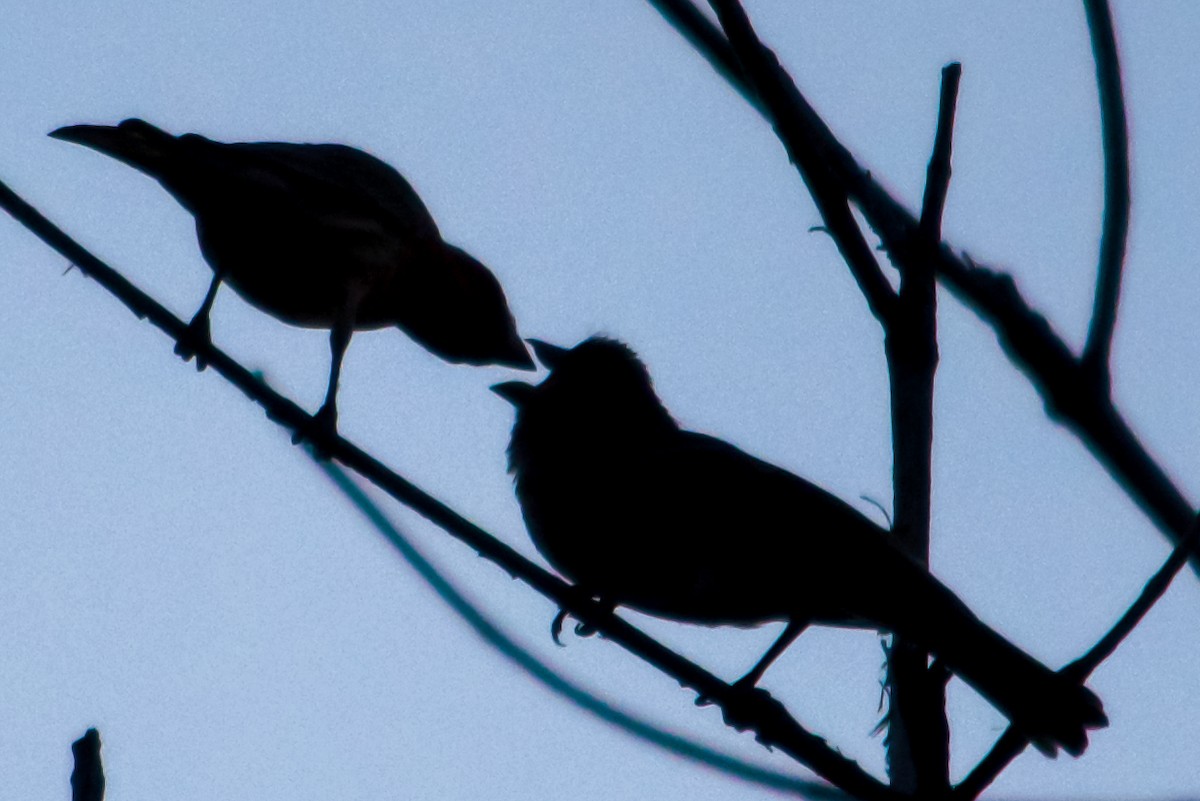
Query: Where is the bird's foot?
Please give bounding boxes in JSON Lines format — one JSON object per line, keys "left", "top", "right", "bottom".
{"left": 174, "top": 316, "right": 213, "bottom": 371}
{"left": 550, "top": 610, "right": 600, "bottom": 646}
{"left": 696, "top": 677, "right": 787, "bottom": 734}
{"left": 550, "top": 591, "right": 611, "bottom": 646}
{"left": 291, "top": 403, "right": 339, "bottom": 458}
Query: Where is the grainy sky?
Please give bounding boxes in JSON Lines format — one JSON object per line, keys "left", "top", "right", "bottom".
{"left": 3, "top": 3, "right": 1199, "bottom": 799}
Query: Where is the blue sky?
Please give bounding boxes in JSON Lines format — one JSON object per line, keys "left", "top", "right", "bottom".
{"left": 3, "top": 3, "right": 1199, "bottom": 799}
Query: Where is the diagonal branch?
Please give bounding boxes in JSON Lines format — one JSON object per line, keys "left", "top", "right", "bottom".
{"left": 706, "top": 0, "right": 898, "bottom": 327}
{"left": 1080, "top": 0, "right": 1131, "bottom": 384}
{"left": 954, "top": 512, "right": 1200, "bottom": 800}
{"left": 0, "top": 177, "right": 898, "bottom": 801}
{"left": 646, "top": 0, "right": 763, "bottom": 115}
{"left": 646, "top": 0, "right": 1200, "bottom": 575}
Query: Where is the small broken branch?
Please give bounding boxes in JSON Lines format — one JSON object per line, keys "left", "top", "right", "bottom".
{"left": 70, "top": 729, "right": 105, "bottom": 801}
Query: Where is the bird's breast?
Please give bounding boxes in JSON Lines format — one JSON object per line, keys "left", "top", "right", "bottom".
{"left": 511, "top": 448, "right": 791, "bottom": 627}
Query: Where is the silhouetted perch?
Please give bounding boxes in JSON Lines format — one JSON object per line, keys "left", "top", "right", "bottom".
{"left": 70, "top": 728, "right": 104, "bottom": 801}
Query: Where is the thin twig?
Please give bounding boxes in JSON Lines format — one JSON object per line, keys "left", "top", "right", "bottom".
{"left": 954, "top": 512, "right": 1200, "bottom": 800}
{"left": 1070, "top": 513, "right": 1200, "bottom": 676}
{"left": 1080, "top": 0, "right": 1131, "bottom": 385}
{"left": 647, "top": 0, "right": 1199, "bottom": 574}
{"left": 706, "top": 0, "right": 898, "bottom": 327}
{"left": 0, "top": 177, "right": 897, "bottom": 801}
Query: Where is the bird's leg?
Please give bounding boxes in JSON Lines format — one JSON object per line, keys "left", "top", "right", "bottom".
{"left": 695, "top": 619, "right": 808, "bottom": 730}
{"left": 294, "top": 286, "right": 364, "bottom": 448}
{"left": 292, "top": 322, "right": 348, "bottom": 448}
{"left": 735, "top": 618, "right": 809, "bottom": 689}
{"left": 174, "top": 272, "right": 222, "bottom": 370}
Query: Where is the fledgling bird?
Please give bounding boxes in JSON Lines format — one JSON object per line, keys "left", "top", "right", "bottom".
{"left": 50, "top": 118, "right": 533, "bottom": 438}
{"left": 493, "top": 337, "right": 1107, "bottom": 757}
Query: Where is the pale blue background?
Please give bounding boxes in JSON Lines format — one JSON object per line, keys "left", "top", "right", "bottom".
{"left": 2, "top": 3, "right": 1198, "bottom": 799}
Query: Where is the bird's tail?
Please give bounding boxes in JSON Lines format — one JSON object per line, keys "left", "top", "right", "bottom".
{"left": 50, "top": 119, "right": 181, "bottom": 178}
{"left": 873, "top": 559, "right": 1107, "bottom": 757}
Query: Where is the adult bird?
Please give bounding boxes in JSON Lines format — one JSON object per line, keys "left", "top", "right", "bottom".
{"left": 492, "top": 337, "right": 1107, "bottom": 757}
{"left": 51, "top": 118, "right": 533, "bottom": 439}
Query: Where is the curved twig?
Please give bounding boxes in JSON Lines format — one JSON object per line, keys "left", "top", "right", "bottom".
{"left": 1080, "top": 0, "right": 1131, "bottom": 384}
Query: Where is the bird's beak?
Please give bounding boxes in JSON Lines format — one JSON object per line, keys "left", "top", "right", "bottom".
{"left": 527, "top": 339, "right": 569, "bottom": 370}
{"left": 491, "top": 381, "right": 535, "bottom": 408}
{"left": 49, "top": 123, "right": 145, "bottom": 167}
{"left": 50, "top": 123, "right": 121, "bottom": 149}
{"left": 497, "top": 332, "right": 536, "bottom": 371}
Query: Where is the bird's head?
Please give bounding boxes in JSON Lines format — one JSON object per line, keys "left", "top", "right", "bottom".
{"left": 403, "top": 245, "right": 534, "bottom": 370}
{"left": 492, "top": 337, "right": 676, "bottom": 468}
{"left": 49, "top": 119, "right": 219, "bottom": 211}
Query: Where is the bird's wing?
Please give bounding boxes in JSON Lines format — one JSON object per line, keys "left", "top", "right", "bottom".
{"left": 655, "top": 431, "right": 905, "bottom": 621}
{"left": 671, "top": 431, "right": 886, "bottom": 547}
{"left": 218, "top": 141, "right": 442, "bottom": 241}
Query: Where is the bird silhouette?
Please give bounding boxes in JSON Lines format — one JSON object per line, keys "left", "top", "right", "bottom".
{"left": 51, "top": 118, "right": 533, "bottom": 439}
{"left": 493, "top": 337, "right": 1107, "bottom": 757}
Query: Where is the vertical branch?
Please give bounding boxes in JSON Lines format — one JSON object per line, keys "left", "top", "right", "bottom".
{"left": 695, "top": 2, "right": 965, "bottom": 790}
{"left": 1080, "top": 0, "right": 1131, "bottom": 385}
{"left": 883, "top": 63, "right": 961, "bottom": 796}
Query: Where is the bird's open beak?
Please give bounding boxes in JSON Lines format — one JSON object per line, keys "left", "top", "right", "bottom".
{"left": 491, "top": 381, "right": 535, "bottom": 408}
{"left": 527, "top": 339, "right": 569, "bottom": 370}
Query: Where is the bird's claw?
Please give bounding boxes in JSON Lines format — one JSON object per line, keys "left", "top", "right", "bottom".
{"left": 550, "top": 590, "right": 611, "bottom": 646}
{"left": 174, "top": 317, "right": 213, "bottom": 371}
{"left": 550, "top": 610, "right": 569, "bottom": 646}
{"left": 291, "top": 404, "right": 339, "bottom": 458}
{"left": 696, "top": 679, "right": 786, "bottom": 734}
{"left": 549, "top": 608, "right": 600, "bottom": 647}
